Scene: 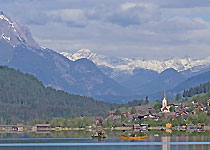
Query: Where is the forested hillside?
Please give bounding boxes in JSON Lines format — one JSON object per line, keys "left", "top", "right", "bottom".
{"left": 0, "top": 66, "right": 118, "bottom": 124}
{"left": 183, "top": 82, "right": 210, "bottom": 97}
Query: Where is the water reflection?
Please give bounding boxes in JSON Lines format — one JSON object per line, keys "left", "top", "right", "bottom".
{"left": 162, "top": 136, "right": 170, "bottom": 150}
{"left": 0, "top": 136, "right": 208, "bottom": 150}
{"left": 0, "top": 131, "right": 209, "bottom": 150}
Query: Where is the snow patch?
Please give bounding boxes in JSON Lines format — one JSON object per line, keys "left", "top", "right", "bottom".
{"left": 0, "top": 14, "right": 10, "bottom": 22}
{"left": 1, "top": 34, "right": 11, "bottom": 41}
{"left": 0, "top": 14, "right": 24, "bottom": 44}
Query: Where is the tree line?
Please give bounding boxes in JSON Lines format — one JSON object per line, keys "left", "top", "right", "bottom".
{"left": 183, "top": 82, "right": 210, "bottom": 97}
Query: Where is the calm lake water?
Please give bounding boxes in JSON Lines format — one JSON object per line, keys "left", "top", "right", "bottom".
{"left": 0, "top": 136, "right": 209, "bottom": 150}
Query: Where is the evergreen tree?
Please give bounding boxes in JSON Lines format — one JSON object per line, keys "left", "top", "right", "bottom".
{"left": 175, "top": 93, "right": 182, "bottom": 101}
{"left": 145, "top": 96, "right": 149, "bottom": 104}
{"left": 114, "top": 109, "right": 121, "bottom": 115}
{"left": 131, "top": 106, "right": 136, "bottom": 114}
{"left": 154, "top": 101, "right": 162, "bottom": 111}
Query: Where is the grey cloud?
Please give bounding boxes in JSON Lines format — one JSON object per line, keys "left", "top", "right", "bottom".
{"left": 159, "top": 0, "right": 210, "bottom": 8}
{"left": 106, "top": 2, "right": 161, "bottom": 26}
{"left": 142, "top": 17, "right": 209, "bottom": 33}
{"left": 47, "top": 9, "right": 88, "bottom": 27}
{"left": 1, "top": 0, "right": 210, "bottom": 59}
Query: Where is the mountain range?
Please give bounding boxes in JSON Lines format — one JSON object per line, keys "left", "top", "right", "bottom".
{"left": 1, "top": 11, "right": 210, "bottom": 102}
{"left": 61, "top": 49, "right": 210, "bottom": 100}
{"left": 0, "top": 11, "right": 131, "bottom": 102}
{"left": 61, "top": 49, "right": 210, "bottom": 77}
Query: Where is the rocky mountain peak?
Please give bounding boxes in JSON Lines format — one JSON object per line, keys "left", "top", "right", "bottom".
{"left": 0, "top": 11, "right": 40, "bottom": 49}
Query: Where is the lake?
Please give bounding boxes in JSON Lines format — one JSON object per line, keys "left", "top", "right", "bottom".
{"left": 0, "top": 136, "right": 209, "bottom": 150}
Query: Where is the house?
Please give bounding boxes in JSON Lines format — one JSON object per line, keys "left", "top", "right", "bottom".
{"left": 192, "top": 102, "right": 199, "bottom": 108}
{"left": 140, "top": 124, "right": 150, "bottom": 131}
{"left": 133, "top": 124, "right": 141, "bottom": 131}
{"left": 109, "top": 110, "right": 115, "bottom": 115}
{"left": 197, "top": 123, "right": 205, "bottom": 132}
{"left": 183, "top": 115, "right": 189, "bottom": 120}
{"left": 132, "top": 124, "right": 149, "bottom": 131}
{"left": 107, "top": 115, "right": 121, "bottom": 120}
{"left": 149, "top": 109, "right": 156, "bottom": 115}
{"left": 35, "top": 124, "right": 51, "bottom": 132}
{"left": 178, "top": 110, "right": 188, "bottom": 116}
{"left": 207, "top": 99, "right": 210, "bottom": 106}
{"left": 186, "top": 124, "right": 196, "bottom": 132}
{"left": 135, "top": 106, "right": 156, "bottom": 115}
{"left": 197, "top": 104, "right": 204, "bottom": 111}
{"left": 17, "top": 123, "right": 24, "bottom": 132}
{"left": 137, "top": 115, "right": 145, "bottom": 120}
{"left": 122, "top": 112, "right": 130, "bottom": 117}
{"left": 164, "top": 112, "right": 176, "bottom": 118}
{"left": 166, "top": 123, "right": 172, "bottom": 128}
{"left": 127, "top": 114, "right": 137, "bottom": 121}
{"left": 153, "top": 113, "right": 162, "bottom": 121}
{"left": 166, "top": 128, "right": 172, "bottom": 133}
{"left": 192, "top": 109, "right": 197, "bottom": 115}
{"left": 95, "top": 117, "right": 104, "bottom": 125}
{"left": 170, "top": 103, "right": 182, "bottom": 108}
{"left": 180, "top": 124, "right": 196, "bottom": 131}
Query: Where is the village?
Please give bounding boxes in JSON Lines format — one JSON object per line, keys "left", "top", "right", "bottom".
{"left": 105, "top": 90, "right": 210, "bottom": 133}
{"left": 0, "top": 90, "right": 210, "bottom": 136}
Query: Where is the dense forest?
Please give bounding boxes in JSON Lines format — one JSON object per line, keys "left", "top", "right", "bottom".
{"left": 183, "top": 82, "right": 210, "bottom": 97}
{"left": 0, "top": 66, "right": 118, "bottom": 124}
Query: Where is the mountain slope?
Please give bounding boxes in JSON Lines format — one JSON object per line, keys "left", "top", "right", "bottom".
{"left": 0, "top": 12, "right": 130, "bottom": 101}
{"left": 0, "top": 66, "right": 118, "bottom": 123}
{"left": 172, "top": 71, "right": 210, "bottom": 93}
{"left": 134, "top": 68, "right": 186, "bottom": 95}
{"left": 120, "top": 68, "right": 159, "bottom": 89}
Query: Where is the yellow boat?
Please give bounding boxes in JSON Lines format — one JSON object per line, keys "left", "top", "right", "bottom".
{"left": 120, "top": 136, "right": 148, "bottom": 140}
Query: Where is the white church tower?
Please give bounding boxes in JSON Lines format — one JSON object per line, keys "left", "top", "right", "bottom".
{"left": 161, "top": 89, "right": 170, "bottom": 113}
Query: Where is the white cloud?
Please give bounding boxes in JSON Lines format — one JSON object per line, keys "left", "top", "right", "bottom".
{"left": 48, "top": 9, "right": 87, "bottom": 27}
{"left": 121, "top": 2, "right": 137, "bottom": 11}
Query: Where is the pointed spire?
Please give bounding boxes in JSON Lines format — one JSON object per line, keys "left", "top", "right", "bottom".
{"left": 163, "top": 89, "right": 166, "bottom": 99}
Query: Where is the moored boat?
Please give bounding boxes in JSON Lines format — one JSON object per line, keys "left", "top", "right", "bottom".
{"left": 120, "top": 136, "right": 148, "bottom": 140}
{"left": 92, "top": 130, "right": 107, "bottom": 139}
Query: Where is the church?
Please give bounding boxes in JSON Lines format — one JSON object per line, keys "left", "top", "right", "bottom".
{"left": 161, "top": 89, "right": 170, "bottom": 113}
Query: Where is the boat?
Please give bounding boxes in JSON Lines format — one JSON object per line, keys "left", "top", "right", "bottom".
{"left": 120, "top": 136, "right": 148, "bottom": 140}
{"left": 92, "top": 130, "right": 107, "bottom": 139}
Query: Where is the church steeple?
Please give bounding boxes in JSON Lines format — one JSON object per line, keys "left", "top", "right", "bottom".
{"left": 163, "top": 89, "right": 166, "bottom": 100}
{"left": 161, "top": 89, "right": 170, "bottom": 113}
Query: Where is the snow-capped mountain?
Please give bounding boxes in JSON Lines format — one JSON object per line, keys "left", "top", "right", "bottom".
{"left": 61, "top": 49, "right": 210, "bottom": 100}
{"left": 0, "top": 12, "right": 132, "bottom": 102}
{"left": 0, "top": 11, "right": 39, "bottom": 49}
{"left": 61, "top": 49, "right": 132, "bottom": 78}
{"left": 61, "top": 49, "right": 210, "bottom": 78}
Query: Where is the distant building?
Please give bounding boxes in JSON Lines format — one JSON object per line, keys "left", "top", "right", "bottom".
{"left": 135, "top": 106, "right": 156, "bottom": 115}
{"left": 35, "top": 124, "right": 50, "bottom": 132}
{"left": 164, "top": 112, "right": 176, "bottom": 118}
{"left": 207, "top": 99, "right": 210, "bottom": 106}
{"left": 161, "top": 89, "right": 170, "bottom": 113}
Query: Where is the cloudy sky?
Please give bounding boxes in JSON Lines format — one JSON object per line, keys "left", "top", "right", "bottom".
{"left": 1, "top": 0, "right": 210, "bottom": 59}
